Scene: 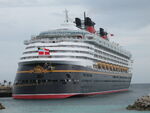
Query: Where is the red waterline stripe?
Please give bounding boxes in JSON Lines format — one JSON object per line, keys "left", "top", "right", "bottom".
{"left": 12, "top": 94, "right": 75, "bottom": 99}
{"left": 13, "top": 89, "right": 128, "bottom": 99}
{"left": 83, "top": 89, "right": 128, "bottom": 96}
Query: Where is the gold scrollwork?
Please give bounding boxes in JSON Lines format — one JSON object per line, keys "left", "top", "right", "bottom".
{"left": 33, "top": 65, "right": 47, "bottom": 73}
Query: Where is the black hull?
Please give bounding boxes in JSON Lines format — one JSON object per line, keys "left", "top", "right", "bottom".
{"left": 13, "top": 62, "right": 132, "bottom": 99}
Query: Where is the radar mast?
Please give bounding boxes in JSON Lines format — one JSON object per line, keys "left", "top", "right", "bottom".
{"left": 65, "top": 9, "right": 69, "bottom": 23}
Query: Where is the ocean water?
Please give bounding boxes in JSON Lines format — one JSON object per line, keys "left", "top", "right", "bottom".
{"left": 0, "top": 84, "right": 150, "bottom": 113}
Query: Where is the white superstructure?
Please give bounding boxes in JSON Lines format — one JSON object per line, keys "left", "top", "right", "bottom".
{"left": 20, "top": 22, "right": 132, "bottom": 74}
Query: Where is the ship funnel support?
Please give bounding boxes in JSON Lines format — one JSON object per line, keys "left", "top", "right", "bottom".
{"left": 75, "top": 18, "right": 81, "bottom": 28}
{"left": 100, "top": 28, "right": 108, "bottom": 40}
{"left": 100, "top": 28, "right": 105, "bottom": 36}
{"left": 84, "top": 17, "right": 96, "bottom": 33}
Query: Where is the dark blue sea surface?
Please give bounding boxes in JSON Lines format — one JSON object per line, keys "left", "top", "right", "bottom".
{"left": 0, "top": 84, "right": 150, "bottom": 113}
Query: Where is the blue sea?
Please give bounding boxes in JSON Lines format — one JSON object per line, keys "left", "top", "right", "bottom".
{"left": 0, "top": 84, "right": 150, "bottom": 113}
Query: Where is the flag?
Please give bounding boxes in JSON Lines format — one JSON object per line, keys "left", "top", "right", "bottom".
{"left": 38, "top": 48, "right": 44, "bottom": 55}
{"left": 38, "top": 48, "right": 50, "bottom": 55}
{"left": 44, "top": 48, "right": 50, "bottom": 55}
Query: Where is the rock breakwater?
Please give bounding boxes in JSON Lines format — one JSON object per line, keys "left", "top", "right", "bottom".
{"left": 127, "top": 95, "right": 150, "bottom": 111}
{"left": 0, "top": 103, "right": 5, "bottom": 110}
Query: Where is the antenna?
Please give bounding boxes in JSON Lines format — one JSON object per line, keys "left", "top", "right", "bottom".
{"left": 84, "top": 12, "right": 86, "bottom": 21}
{"left": 65, "top": 9, "right": 69, "bottom": 23}
{"left": 84, "top": 12, "right": 86, "bottom": 29}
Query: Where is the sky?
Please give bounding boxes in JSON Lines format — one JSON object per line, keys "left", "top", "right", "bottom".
{"left": 0, "top": 0, "right": 150, "bottom": 83}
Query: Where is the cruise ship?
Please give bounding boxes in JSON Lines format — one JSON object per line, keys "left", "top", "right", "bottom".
{"left": 13, "top": 12, "right": 132, "bottom": 99}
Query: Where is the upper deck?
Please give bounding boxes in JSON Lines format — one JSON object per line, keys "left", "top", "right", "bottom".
{"left": 24, "top": 26, "right": 131, "bottom": 59}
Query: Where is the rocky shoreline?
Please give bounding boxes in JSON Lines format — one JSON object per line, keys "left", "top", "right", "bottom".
{"left": 0, "top": 103, "right": 5, "bottom": 110}
{"left": 127, "top": 95, "right": 150, "bottom": 111}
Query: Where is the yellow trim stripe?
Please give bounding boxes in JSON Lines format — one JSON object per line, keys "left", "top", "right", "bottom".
{"left": 17, "top": 70, "right": 132, "bottom": 76}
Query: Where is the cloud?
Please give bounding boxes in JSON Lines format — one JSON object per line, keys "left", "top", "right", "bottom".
{"left": 0, "top": 41, "right": 22, "bottom": 82}
{"left": 0, "top": 0, "right": 38, "bottom": 7}
{"left": 0, "top": 0, "right": 82, "bottom": 8}
{"left": 82, "top": 0, "right": 150, "bottom": 30}
{"left": 110, "top": 24, "right": 150, "bottom": 46}
{"left": 1, "top": 0, "right": 149, "bottom": 30}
